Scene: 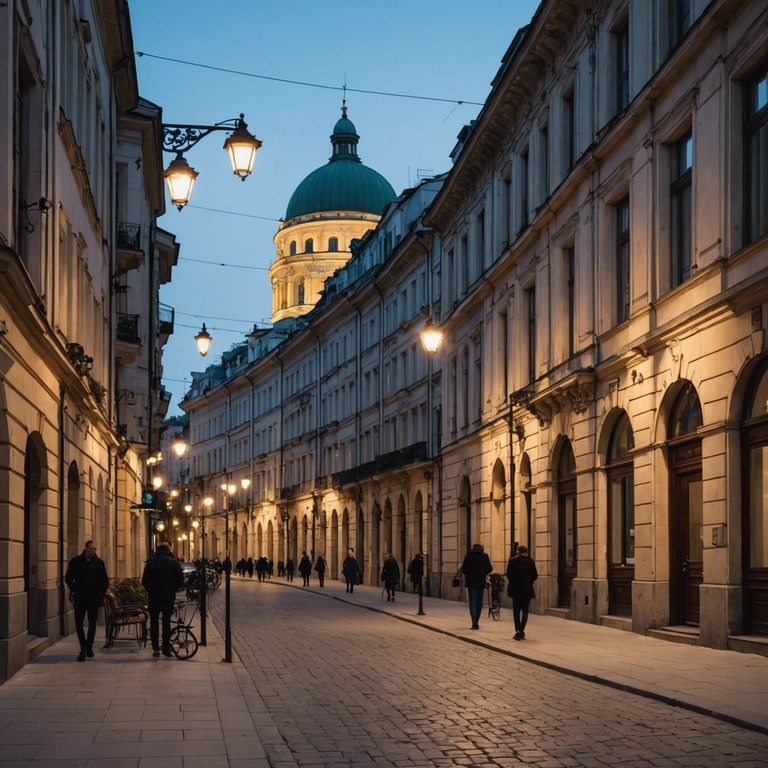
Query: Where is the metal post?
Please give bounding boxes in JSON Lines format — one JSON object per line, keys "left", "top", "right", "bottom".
{"left": 223, "top": 495, "right": 232, "bottom": 663}
{"left": 199, "top": 507, "right": 207, "bottom": 647}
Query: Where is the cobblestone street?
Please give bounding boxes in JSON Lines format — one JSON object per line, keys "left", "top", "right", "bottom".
{"left": 210, "top": 579, "right": 768, "bottom": 767}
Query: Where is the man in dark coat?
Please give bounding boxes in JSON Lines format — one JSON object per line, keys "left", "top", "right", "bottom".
{"left": 65, "top": 540, "right": 109, "bottom": 661}
{"left": 314, "top": 554, "right": 327, "bottom": 587}
{"left": 381, "top": 552, "right": 400, "bottom": 601}
{"left": 506, "top": 545, "right": 538, "bottom": 640}
{"left": 142, "top": 543, "right": 183, "bottom": 657}
{"left": 461, "top": 541, "right": 493, "bottom": 630}
{"left": 342, "top": 548, "right": 362, "bottom": 593}
{"left": 298, "top": 552, "right": 312, "bottom": 586}
{"left": 407, "top": 552, "right": 425, "bottom": 593}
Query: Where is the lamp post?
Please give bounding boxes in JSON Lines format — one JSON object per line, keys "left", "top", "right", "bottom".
{"left": 199, "top": 496, "right": 213, "bottom": 647}
{"left": 162, "top": 114, "right": 262, "bottom": 210}
{"left": 240, "top": 478, "right": 251, "bottom": 558}
{"left": 222, "top": 482, "right": 236, "bottom": 663}
{"left": 280, "top": 506, "right": 290, "bottom": 565}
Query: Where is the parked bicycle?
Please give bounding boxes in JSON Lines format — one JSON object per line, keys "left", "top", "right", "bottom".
{"left": 169, "top": 599, "right": 199, "bottom": 659}
{"left": 486, "top": 578, "right": 503, "bottom": 621}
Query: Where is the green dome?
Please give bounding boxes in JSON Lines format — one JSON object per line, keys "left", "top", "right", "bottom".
{"left": 285, "top": 109, "right": 396, "bottom": 220}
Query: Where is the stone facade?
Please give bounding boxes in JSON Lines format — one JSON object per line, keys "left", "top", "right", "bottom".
{"left": 182, "top": 0, "right": 768, "bottom": 654}
{"left": 0, "top": 1, "right": 175, "bottom": 682}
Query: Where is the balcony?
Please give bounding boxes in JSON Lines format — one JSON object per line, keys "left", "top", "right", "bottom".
{"left": 157, "top": 303, "right": 175, "bottom": 338}
{"left": 115, "top": 312, "right": 141, "bottom": 364}
{"left": 115, "top": 222, "right": 144, "bottom": 276}
{"left": 332, "top": 442, "right": 428, "bottom": 488}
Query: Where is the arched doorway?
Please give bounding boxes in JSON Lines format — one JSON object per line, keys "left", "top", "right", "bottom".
{"left": 331, "top": 510, "right": 339, "bottom": 579}
{"left": 356, "top": 506, "right": 365, "bottom": 581}
{"left": 606, "top": 412, "right": 635, "bottom": 616}
{"left": 556, "top": 440, "right": 577, "bottom": 608}
{"left": 24, "top": 435, "right": 45, "bottom": 636}
{"left": 396, "top": 495, "right": 406, "bottom": 589}
{"left": 743, "top": 358, "right": 768, "bottom": 635}
{"left": 668, "top": 382, "right": 703, "bottom": 626}
{"left": 519, "top": 453, "right": 534, "bottom": 557}
{"left": 491, "top": 459, "right": 507, "bottom": 563}
{"left": 457, "top": 475, "right": 472, "bottom": 557}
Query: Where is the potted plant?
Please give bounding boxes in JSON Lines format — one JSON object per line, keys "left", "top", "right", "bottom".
{"left": 488, "top": 572, "right": 505, "bottom": 601}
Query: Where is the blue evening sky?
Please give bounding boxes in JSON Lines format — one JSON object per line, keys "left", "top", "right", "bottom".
{"left": 129, "top": 0, "right": 541, "bottom": 416}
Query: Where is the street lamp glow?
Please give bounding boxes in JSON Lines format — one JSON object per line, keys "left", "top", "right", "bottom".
{"left": 184, "top": 504, "right": 193, "bottom": 514}
{"left": 195, "top": 324, "right": 213, "bottom": 357}
{"left": 241, "top": 478, "right": 251, "bottom": 491}
{"left": 152, "top": 476, "right": 163, "bottom": 489}
{"left": 192, "top": 520, "right": 200, "bottom": 529}
{"left": 163, "top": 154, "right": 198, "bottom": 211}
{"left": 227, "top": 483, "right": 236, "bottom": 496}
{"left": 173, "top": 438, "right": 187, "bottom": 458}
{"left": 420, "top": 321, "right": 443, "bottom": 356}
{"left": 223, "top": 119, "right": 262, "bottom": 180}
{"left": 203, "top": 497, "right": 214, "bottom": 508}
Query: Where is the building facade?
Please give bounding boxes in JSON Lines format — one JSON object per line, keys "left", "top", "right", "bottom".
{"left": 182, "top": 0, "right": 768, "bottom": 655}
{"left": 0, "top": 0, "right": 176, "bottom": 682}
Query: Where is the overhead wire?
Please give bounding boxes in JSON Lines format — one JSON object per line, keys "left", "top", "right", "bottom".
{"left": 135, "top": 52, "right": 485, "bottom": 107}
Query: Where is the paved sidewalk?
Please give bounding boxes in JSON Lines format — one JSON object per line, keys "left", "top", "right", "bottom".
{"left": 0, "top": 578, "right": 767, "bottom": 767}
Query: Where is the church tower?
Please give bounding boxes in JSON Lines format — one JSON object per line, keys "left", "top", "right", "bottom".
{"left": 270, "top": 105, "right": 396, "bottom": 324}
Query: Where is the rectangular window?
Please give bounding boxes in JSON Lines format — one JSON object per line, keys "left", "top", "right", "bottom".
{"left": 616, "top": 196, "right": 630, "bottom": 324}
{"left": 563, "top": 88, "right": 575, "bottom": 173}
{"left": 615, "top": 21, "right": 630, "bottom": 113}
{"left": 669, "top": 0, "right": 691, "bottom": 52}
{"left": 670, "top": 131, "right": 693, "bottom": 288}
{"left": 502, "top": 175, "right": 512, "bottom": 246}
{"left": 746, "top": 63, "right": 768, "bottom": 242}
{"left": 460, "top": 235, "right": 469, "bottom": 296}
{"left": 500, "top": 309, "right": 509, "bottom": 400}
{"left": 540, "top": 122, "right": 549, "bottom": 200}
{"left": 526, "top": 286, "right": 536, "bottom": 384}
{"left": 475, "top": 209, "right": 484, "bottom": 278}
{"left": 566, "top": 247, "right": 575, "bottom": 356}
{"left": 520, "top": 146, "right": 529, "bottom": 230}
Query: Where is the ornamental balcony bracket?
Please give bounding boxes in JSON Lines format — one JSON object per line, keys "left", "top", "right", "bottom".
{"left": 512, "top": 369, "right": 595, "bottom": 427}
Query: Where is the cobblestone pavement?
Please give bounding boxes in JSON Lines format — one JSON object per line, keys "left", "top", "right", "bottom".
{"left": 210, "top": 580, "right": 768, "bottom": 767}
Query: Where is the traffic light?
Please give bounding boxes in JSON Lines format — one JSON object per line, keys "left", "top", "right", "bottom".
{"left": 131, "top": 486, "right": 163, "bottom": 510}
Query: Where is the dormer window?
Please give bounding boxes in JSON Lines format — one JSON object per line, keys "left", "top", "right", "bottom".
{"left": 305, "top": 238, "right": 314, "bottom": 253}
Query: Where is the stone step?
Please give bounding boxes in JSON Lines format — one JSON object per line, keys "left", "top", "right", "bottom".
{"left": 27, "top": 634, "right": 50, "bottom": 660}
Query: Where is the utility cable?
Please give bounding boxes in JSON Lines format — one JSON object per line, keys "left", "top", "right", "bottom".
{"left": 135, "top": 51, "right": 485, "bottom": 107}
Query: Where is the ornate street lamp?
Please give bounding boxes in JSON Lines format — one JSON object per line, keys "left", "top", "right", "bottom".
{"left": 195, "top": 324, "right": 213, "bottom": 357}
{"left": 162, "top": 114, "right": 261, "bottom": 210}
{"left": 419, "top": 319, "right": 443, "bottom": 356}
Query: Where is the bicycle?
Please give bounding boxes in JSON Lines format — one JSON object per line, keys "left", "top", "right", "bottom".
{"left": 168, "top": 599, "right": 199, "bottom": 660}
{"left": 486, "top": 582, "right": 502, "bottom": 621}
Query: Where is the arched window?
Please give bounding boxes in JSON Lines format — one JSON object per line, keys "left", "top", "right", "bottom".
{"left": 297, "top": 277, "right": 305, "bottom": 305}
{"left": 557, "top": 440, "right": 576, "bottom": 607}
{"left": 289, "top": 240, "right": 297, "bottom": 256}
{"left": 305, "top": 238, "right": 314, "bottom": 254}
{"left": 607, "top": 412, "right": 635, "bottom": 616}
{"left": 743, "top": 358, "right": 768, "bottom": 635}
{"left": 328, "top": 236, "right": 339, "bottom": 252}
{"left": 669, "top": 382, "right": 702, "bottom": 438}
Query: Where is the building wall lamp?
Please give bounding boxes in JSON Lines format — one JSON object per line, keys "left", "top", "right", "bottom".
{"left": 162, "top": 114, "right": 262, "bottom": 210}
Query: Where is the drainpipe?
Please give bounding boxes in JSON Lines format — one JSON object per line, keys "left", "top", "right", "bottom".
{"left": 58, "top": 385, "right": 67, "bottom": 637}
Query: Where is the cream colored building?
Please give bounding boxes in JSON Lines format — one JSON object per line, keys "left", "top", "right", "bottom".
{"left": 0, "top": 1, "right": 176, "bottom": 682}
{"left": 182, "top": 0, "right": 768, "bottom": 655}
{"left": 425, "top": 0, "right": 768, "bottom": 653}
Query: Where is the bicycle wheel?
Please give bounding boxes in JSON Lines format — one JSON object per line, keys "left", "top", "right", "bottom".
{"left": 169, "top": 626, "right": 199, "bottom": 660}
{"left": 491, "top": 606, "right": 501, "bottom": 621}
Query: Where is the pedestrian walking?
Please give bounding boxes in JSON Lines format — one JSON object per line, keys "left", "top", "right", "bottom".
{"left": 141, "top": 542, "right": 183, "bottom": 658}
{"left": 407, "top": 552, "right": 425, "bottom": 594}
{"left": 285, "top": 557, "right": 295, "bottom": 581}
{"left": 381, "top": 552, "right": 400, "bottom": 601}
{"left": 256, "top": 556, "right": 268, "bottom": 581}
{"left": 342, "top": 548, "right": 362, "bottom": 593}
{"left": 298, "top": 552, "right": 312, "bottom": 586}
{"left": 245, "top": 557, "right": 254, "bottom": 578}
{"left": 461, "top": 541, "right": 492, "bottom": 630}
{"left": 64, "top": 540, "right": 109, "bottom": 662}
{"left": 277, "top": 560, "right": 285, "bottom": 578}
{"left": 314, "top": 554, "right": 327, "bottom": 587}
{"left": 506, "top": 545, "right": 538, "bottom": 640}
